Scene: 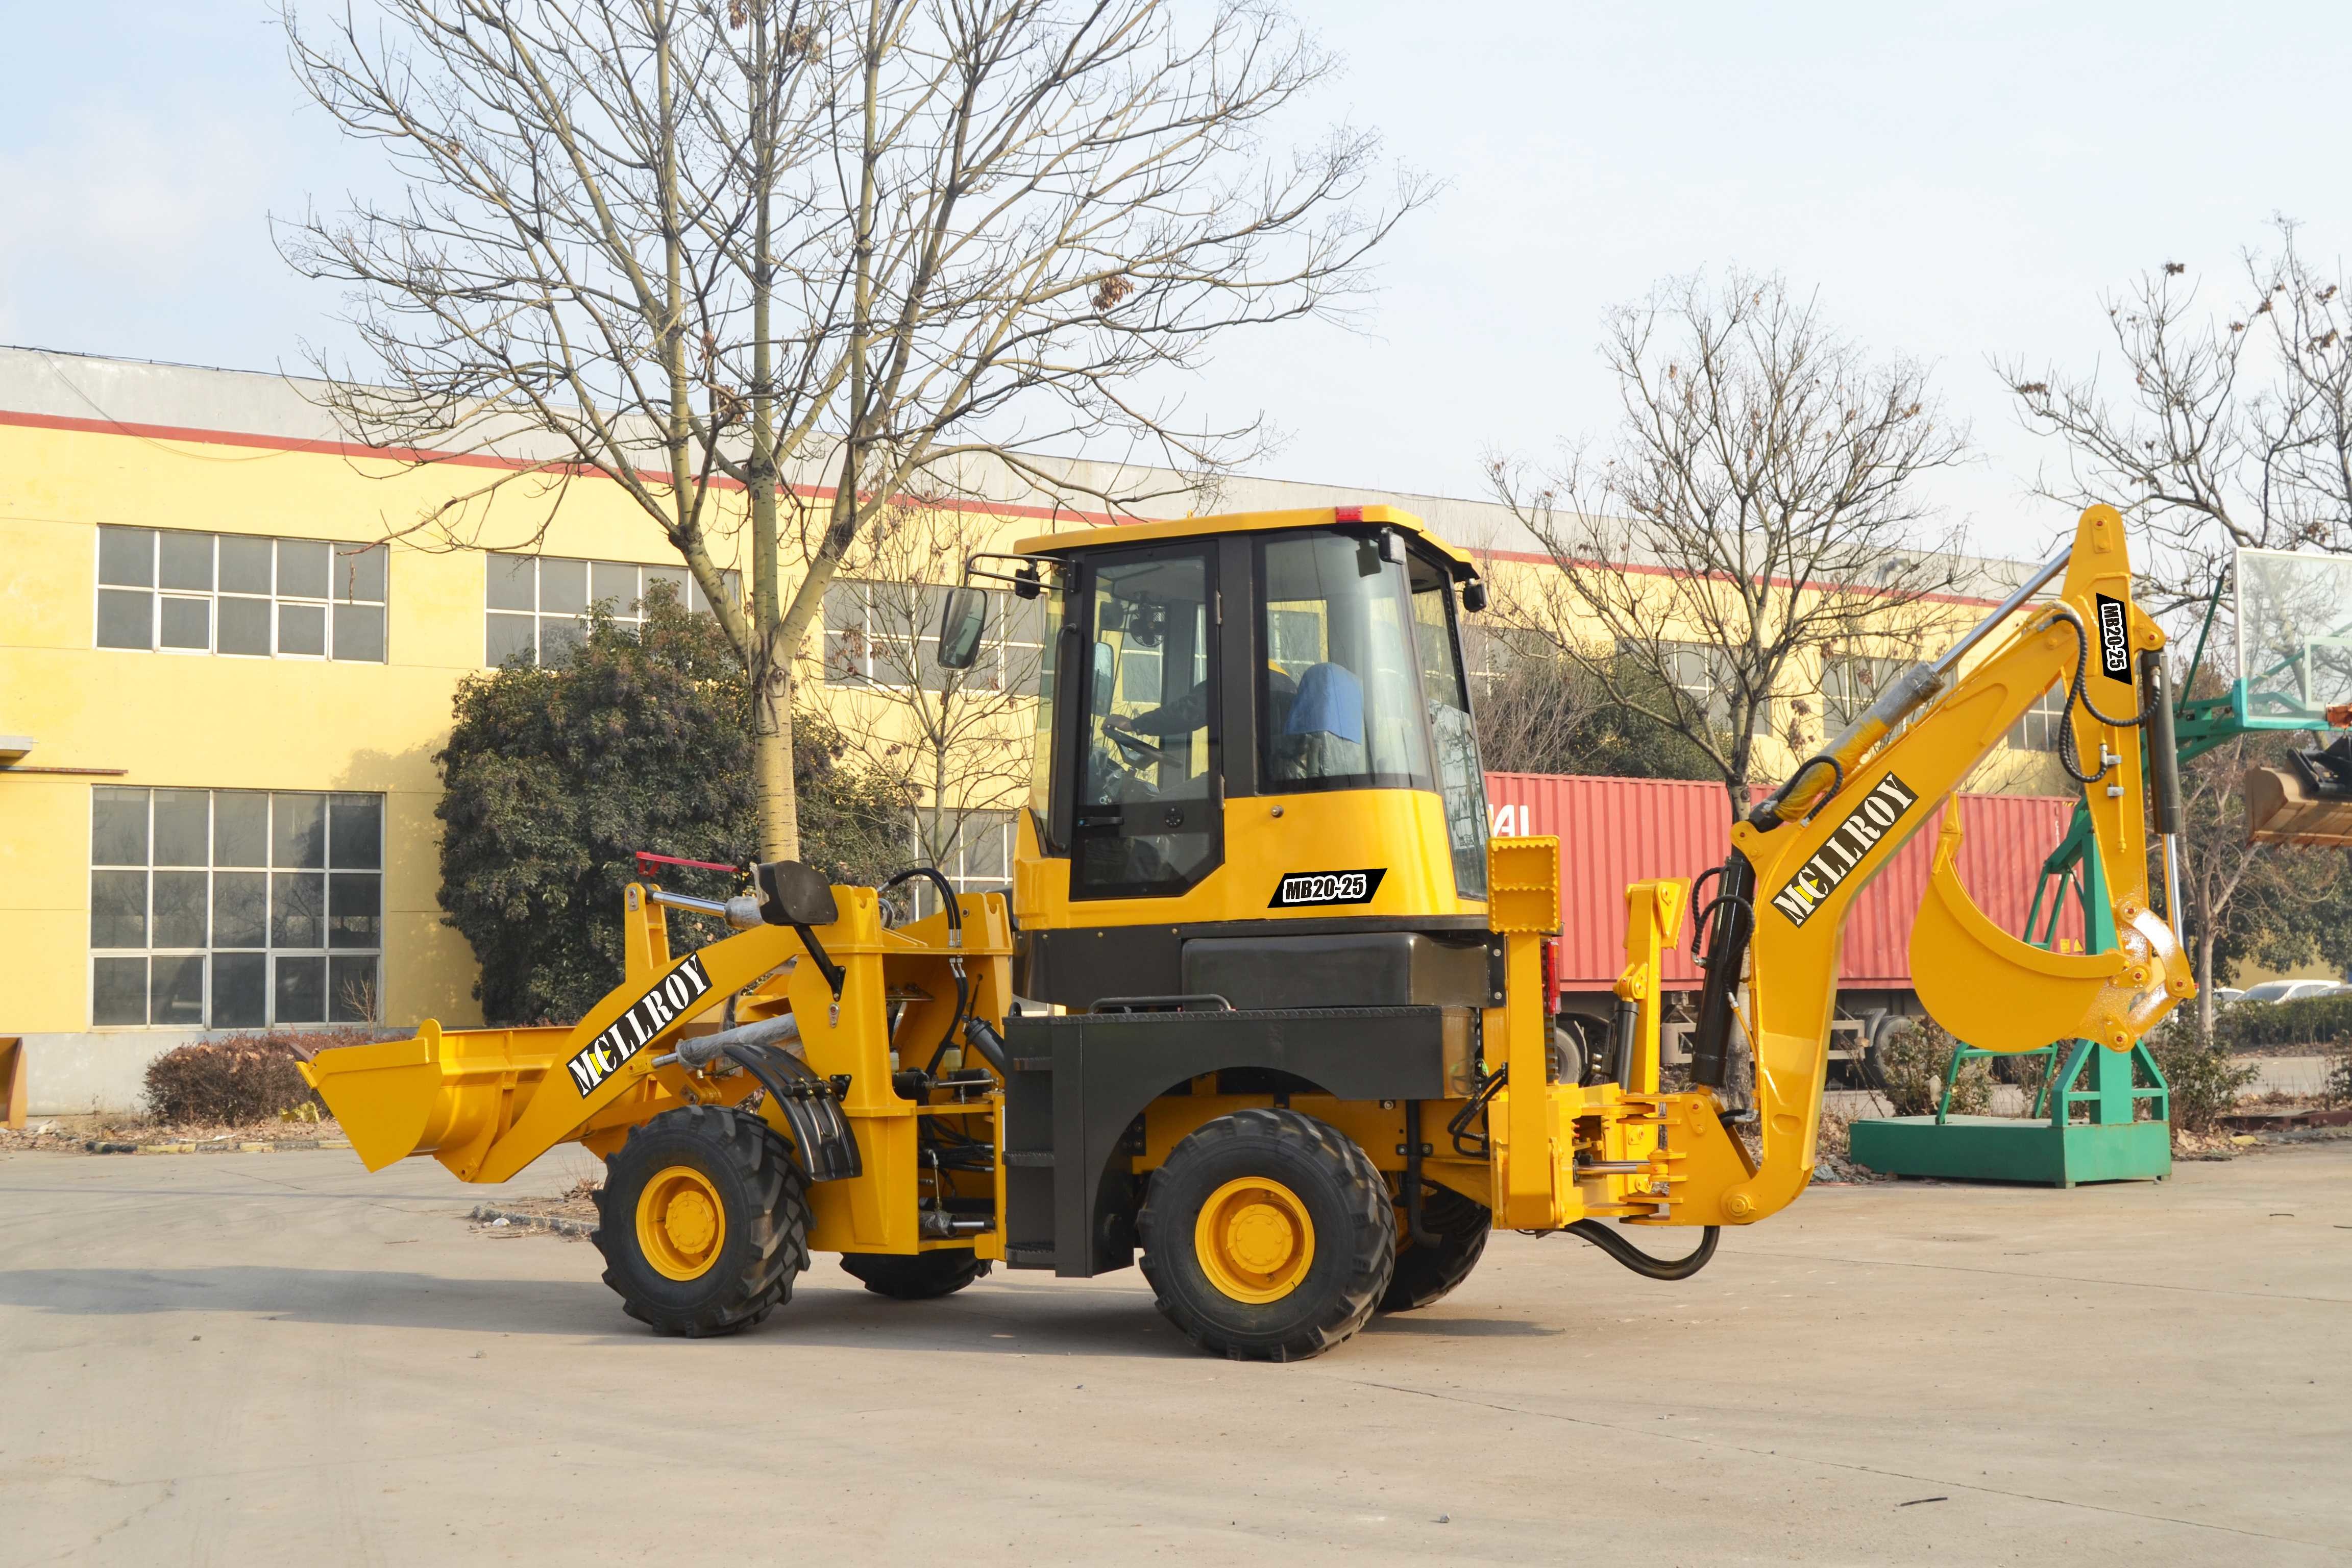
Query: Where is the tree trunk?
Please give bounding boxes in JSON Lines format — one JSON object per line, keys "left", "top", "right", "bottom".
{"left": 2193, "top": 927, "right": 2216, "bottom": 1046}
{"left": 755, "top": 663, "right": 799, "bottom": 862}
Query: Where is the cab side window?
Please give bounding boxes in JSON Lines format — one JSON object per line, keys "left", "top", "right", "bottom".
{"left": 1071, "top": 548, "right": 1221, "bottom": 898}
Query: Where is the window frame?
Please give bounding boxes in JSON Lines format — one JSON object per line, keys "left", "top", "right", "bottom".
{"left": 93, "top": 527, "right": 388, "bottom": 664}
{"left": 907, "top": 809, "right": 1018, "bottom": 918}
{"left": 93, "top": 527, "right": 387, "bottom": 664}
{"left": 2007, "top": 681, "right": 2068, "bottom": 753}
{"left": 87, "top": 787, "right": 386, "bottom": 1031}
{"left": 1820, "top": 652, "right": 1909, "bottom": 731}
{"left": 1657, "top": 640, "right": 1773, "bottom": 740}
{"left": 822, "top": 577, "right": 1046, "bottom": 697}
{"left": 484, "top": 551, "right": 741, "bottom": 668}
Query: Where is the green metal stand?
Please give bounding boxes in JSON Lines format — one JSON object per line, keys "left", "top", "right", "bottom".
{"left": 1851, "top": 573, "right": 2331, "bottom": 1184}
{"left": 1850, "top": 834, "right": 2175, "bottom": 1186}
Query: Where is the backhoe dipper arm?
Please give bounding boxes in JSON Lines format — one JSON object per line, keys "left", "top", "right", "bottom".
{"left": 1676, "top": 505, "right": 2194, "bottom": 1227}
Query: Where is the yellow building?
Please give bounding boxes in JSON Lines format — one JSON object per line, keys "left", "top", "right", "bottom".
{"left": 0, "top": 346, "right": 2061, "bottom": 1114}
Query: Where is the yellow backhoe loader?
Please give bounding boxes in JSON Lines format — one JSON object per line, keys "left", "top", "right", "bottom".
{"left": 305, "top": 502, "right": 2192, "bottom": 1360}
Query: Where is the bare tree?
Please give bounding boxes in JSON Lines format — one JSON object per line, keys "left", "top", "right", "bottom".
{"left": 280, "top": 0, "right": 1422, "bottom": 857}
{"left": 1471, "top": 634, "right": 1712, "bottom": 781}
{"left": 2004, "top": 226, "right": 2352, "bottom": 1035}
{"left": 820, "top": 495, "right": 1040, "bottom": 895}
{"left": 1487, "top": 272, "right": 1972, "bottom": 818}
{"left": 2003, "top": 221, "right": 2352, "bottom": 610}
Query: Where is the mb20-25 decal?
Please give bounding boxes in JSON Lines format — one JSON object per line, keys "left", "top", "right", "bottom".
{"left": 2095, "top": 592, "right": 2132, "bottom": 682}
{"left": 1268, "top": 868, "right": 1387, "bottom": 909}
{"left": 565, "top": 951, "right": 714, "bottom": 1096}
{"left": 1767, "top": 773, "right": 1920, "bottom": 928}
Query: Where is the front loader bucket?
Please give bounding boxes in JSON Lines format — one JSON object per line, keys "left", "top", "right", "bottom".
{"left": 1909, "top": 811, "right": 2189, "bottom": 1053}
{"left": 301, "top": 1020, "right": 574, "bottom": 1174}
{"left": 2244, "top": 764, "right": 2352, "bottom": 845}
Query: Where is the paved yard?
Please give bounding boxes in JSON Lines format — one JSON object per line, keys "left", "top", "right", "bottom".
{"left": 2, "top": 1141, "right": 2346, "bottom": 1566}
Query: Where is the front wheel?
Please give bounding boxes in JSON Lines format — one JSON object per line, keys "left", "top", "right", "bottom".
{"left": 1137, "top": 1109, "right": 1395, "bottom": 1362}
{"left": 592, "top": 1105, "right": 810, "bottom": 1337}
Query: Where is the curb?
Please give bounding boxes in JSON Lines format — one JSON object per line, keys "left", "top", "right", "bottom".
{"left": 471, "top": 1204, "right": 597, "bottom": 1239}
{"left": 87, "top": 1138, "right": 352, "bottom": 1156}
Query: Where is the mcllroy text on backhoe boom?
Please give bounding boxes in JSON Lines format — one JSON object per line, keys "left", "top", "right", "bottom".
{"left": 305, "top": 502, "right": 2192, "bottom": 1360}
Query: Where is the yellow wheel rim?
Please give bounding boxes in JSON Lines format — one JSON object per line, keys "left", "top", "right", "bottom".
{"left": 636, "top": 1164, "right": 727, "bottom": 1281}
{"left": 1193, "top": 1175, "right": 1315, "bottom": 1303}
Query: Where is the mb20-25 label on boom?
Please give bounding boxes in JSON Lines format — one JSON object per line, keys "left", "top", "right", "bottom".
{"left": 566, "top": 951, "right": 714, "bottom": 1095}
{"left": 1769, "top": 773, "right": 1920, "bottom": 928}
{"left": 2095, "top": 592, "right": 2132, "bottom": 681}
{"left": 1268, "top": 868, "right": 1387, "bottom": 909}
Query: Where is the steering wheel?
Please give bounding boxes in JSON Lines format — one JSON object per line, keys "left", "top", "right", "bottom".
{"left": 1106, "top": 724, "right": 1183, "bottom": 769}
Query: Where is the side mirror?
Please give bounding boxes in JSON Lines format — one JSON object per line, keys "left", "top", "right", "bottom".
{"left": 754, "top": 860, "right": 839, "bottom": 927}
{"left": 936, "top": 586, "right": 989, "bottom": 670}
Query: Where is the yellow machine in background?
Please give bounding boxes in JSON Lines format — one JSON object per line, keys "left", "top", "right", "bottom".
{"left": 306, "top": 502, "right": 2190, "bottom": 1359}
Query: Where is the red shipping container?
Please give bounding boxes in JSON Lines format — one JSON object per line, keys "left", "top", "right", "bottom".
{"left": 1484, "top": 772, "right": 2084, "bottom": 995}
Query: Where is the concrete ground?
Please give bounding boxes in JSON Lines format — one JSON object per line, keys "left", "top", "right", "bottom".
{"left": 2, "top": 1145, "right": 2346, "bottom": 1567}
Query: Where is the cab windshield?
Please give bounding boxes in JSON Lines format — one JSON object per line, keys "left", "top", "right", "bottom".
{"left": 1259, "top": 532, "right": 1433, "bottom": 791}
{"left": 1256, "top": 529, "right": 1489, "bottom": 899}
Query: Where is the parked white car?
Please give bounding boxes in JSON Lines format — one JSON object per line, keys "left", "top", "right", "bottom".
{"left": 2232, "top": 979, "right": 2342, "bottom": 1006}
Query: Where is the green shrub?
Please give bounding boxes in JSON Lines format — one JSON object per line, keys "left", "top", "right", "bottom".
{"left": 1875, "top": 1018, "right": 1992, "bottom": 1118}
{"left": 2208, "top": 995, "right": 2352, "bottom": 1052}
{"left": 2143, "top": 1023, "right": 2258, "bottom": 1134}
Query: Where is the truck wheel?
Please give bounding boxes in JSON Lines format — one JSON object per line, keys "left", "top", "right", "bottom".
{"left": 1137, "top": 1108, "right": 1395, "bottom": 1362}
{"left": 1380, "top": 1185, "right": 1490, "bottom": 1312}
{"left": 839, "top": 1250, "right": 992, "bottom": 1300}
{"left": 593, "top": 1105, "right": 810, "bottom": 1338}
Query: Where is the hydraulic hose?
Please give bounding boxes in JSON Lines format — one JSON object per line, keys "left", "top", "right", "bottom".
{"left": 2037, "top": 603, "right": 2149, "bottom": 785}
{"left": 1564, "top": 1219, "right": 1721, "bottom": 1281}
{"left": 878, "top": 866, "right": 971, "bottom": 1074}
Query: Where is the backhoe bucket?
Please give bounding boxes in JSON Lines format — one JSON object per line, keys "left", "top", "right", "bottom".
{"left": 301, "top": 1020, "right": 574, "bottom": 1174}
{"left": 1909, "top": 811, "right": 2188, "bottom": 1054}
{"left": 2243, "top": 764, "right": 2352, "bottom": 846}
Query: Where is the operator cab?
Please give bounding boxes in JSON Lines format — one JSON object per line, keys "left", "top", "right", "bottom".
{"left": 941, "top": 505, "right": 1498, "bottom": 1010}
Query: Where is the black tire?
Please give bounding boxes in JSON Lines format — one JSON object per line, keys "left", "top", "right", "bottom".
{"left": 838, "top": 1249, "right": 992, "bottom": 1300}
{"left": 1137, "top": 1108, "right": 1394, "bottom": 1362}
{"left": 592, "top": 1105, "right": 810, "bottom": 1338}
{"left": 1380, "top": 1185, "right": 1490, "bottom": 1312}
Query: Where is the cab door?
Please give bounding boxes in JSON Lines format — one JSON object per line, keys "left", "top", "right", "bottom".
{"left": 1068, "top": 543, "right": 1222, "bottom": 899}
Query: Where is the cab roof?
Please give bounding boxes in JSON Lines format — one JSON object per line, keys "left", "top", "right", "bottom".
{"left": 1013, "top": 504, "right": 1483, "bottom": 580}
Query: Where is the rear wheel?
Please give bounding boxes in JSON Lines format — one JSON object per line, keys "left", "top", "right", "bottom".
{"left": 839, "top": 1249, "right": 992, "bottom": 1300}
{"left": 593, "top": 1105, "right": 809, "bottom": 1337}
{"left": 1380, "top": 1185, "right": 1489, "bottom": 1312}
{"left": 1137, "top": 1108, "right": 1394, "bottom": 1362}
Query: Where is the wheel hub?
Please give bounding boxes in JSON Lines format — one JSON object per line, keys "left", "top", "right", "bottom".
{"left": 638, "top": 1164, "right": 727, "bottom": 1281}
{"left": 1195, "top": 1176, "right": 1315, "bottom": 1303}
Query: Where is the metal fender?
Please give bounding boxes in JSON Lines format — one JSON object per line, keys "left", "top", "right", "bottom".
{"left": 1908, "top": 809, "right": 2191, "bottom": 1053}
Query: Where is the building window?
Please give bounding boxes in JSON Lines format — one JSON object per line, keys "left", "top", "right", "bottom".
{"left": 906, "top": 810, "right": 1015, "bottom": 918}
{"left": 1659, "top": 642, "right": 1772, "bottom": 738}
{"left": 2007, "top": 683, "right": 2067, "bottom": 752}
{"left": 485, "top": 553, "right": 741, "bottom": 667}
{"left": 1821, "top": 654, "right": 1907, "bottom": 730}
{"left": 89, "top": 787, "right": 383, "bottom": 1028}
{"left": 823, "top": 579, "right": 1046, "bottom": 695}
{"left": 95, "top": 527, "right": 386, "bottom": 662}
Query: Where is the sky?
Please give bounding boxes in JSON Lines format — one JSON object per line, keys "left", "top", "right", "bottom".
{"left": 3, "top": 2, "right": 2349, "bottom": 564}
